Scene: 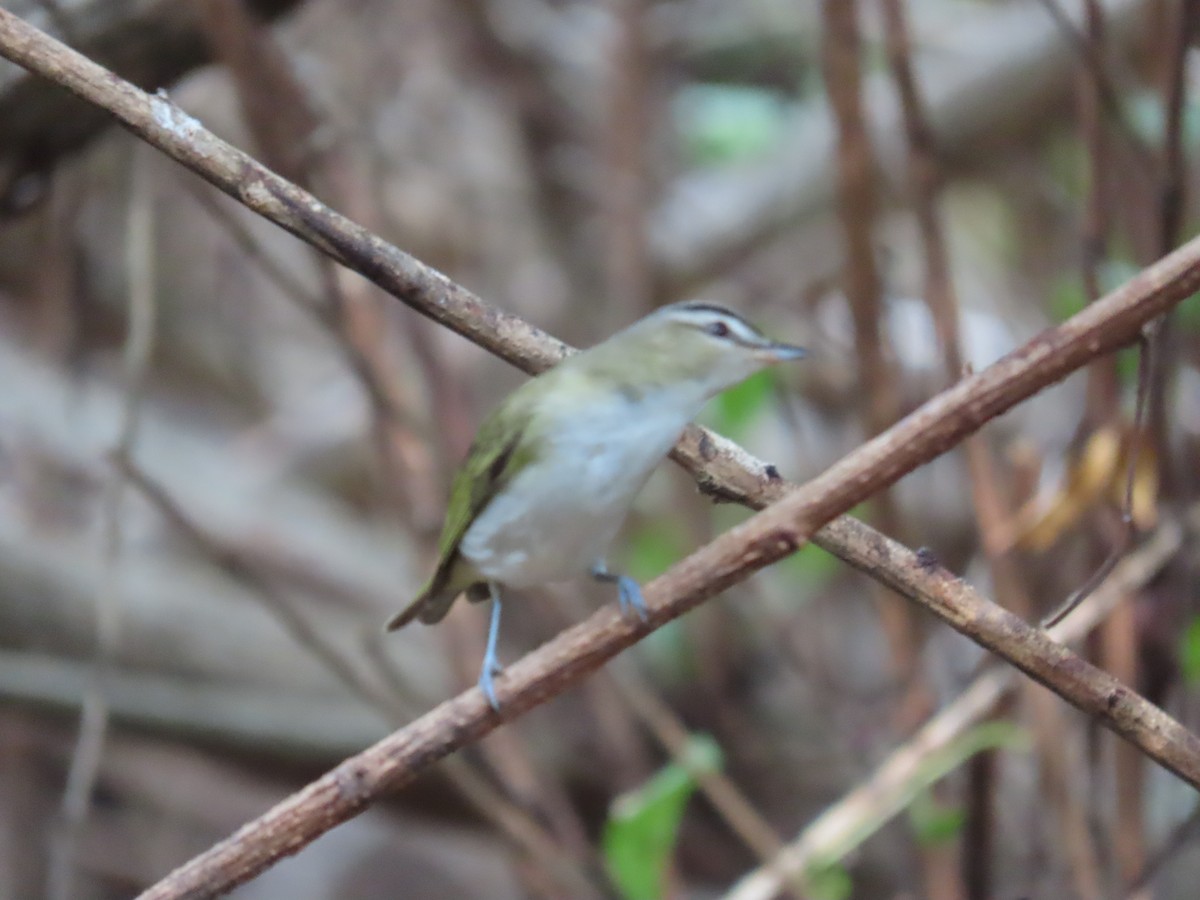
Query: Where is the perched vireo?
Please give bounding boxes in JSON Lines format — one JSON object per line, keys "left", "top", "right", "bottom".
{"left": 386, "top": 301, "right": 806, "bottom": 710}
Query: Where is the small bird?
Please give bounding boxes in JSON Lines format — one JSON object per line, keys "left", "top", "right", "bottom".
{"left": 386, "top": 301, "right": 806, "bottom": 710}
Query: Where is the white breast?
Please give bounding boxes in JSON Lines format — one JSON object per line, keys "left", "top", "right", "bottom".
{"left": 459, "top": 386, "right": 701, "bottom": 588}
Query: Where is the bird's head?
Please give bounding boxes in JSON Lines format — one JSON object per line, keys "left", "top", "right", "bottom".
{"left": 589, "top": 301, "right": 807, "bottom": 400}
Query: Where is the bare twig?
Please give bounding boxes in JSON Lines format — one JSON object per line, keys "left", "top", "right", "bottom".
{"left": 1124, "top": 800, "right": 1200, "bottom": 898}
{"left": 47, "top": 145, "right": 157, "bottom": 900}
{"left": 879, "top": 0, "right": 961, "bottom": 379}
{"left": 655, "top": 0, "right": 1152, "bottom": 290}
{"left": 180, "top": 177, "right": 322, "bottom": 310}
{"left": 822, "top": 0, "right": 898, "bottom": 439}
{"left": 603, "top": 0, "right": 654, "bottom": 316}
{"left": 822, "top": 0, "right": 921, "bottom": 726}
{"left": 1033, "top": 0, "right": 1156, "bottom": 173}
{"left": 125, "top": 461, "right": 610, "bottom": 898}
{"left": 879, "top": 1, "right": 1000, "bottom": 892}
{"left": 723, "top": 509, "right": 1183, "bottom": 900}
{"left": 0, "top": 10, "right": 571, "bottom": 382}
{"left": 197, "top": 0, "right": 447, "bottom": 523}
{"left": 1145, "top": 0, "right": 1198, "bottom": 500}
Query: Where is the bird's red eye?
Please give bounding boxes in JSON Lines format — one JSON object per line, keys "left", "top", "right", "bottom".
{"left": 707, "top": 321, "right": 730, "bottom": 338}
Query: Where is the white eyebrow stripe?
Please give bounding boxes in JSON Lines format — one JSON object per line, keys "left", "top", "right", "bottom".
{"left": 670, "top": 308, "right": 765, "bottom": 344}
{"left": 724, "top": 318, "right": 763, "bottom": 343}
{"left": 672, "top": 302, "right": 754, "bottom": 328}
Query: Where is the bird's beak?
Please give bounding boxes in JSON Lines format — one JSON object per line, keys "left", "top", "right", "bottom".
{"left": 760, "top": 341, "right": 807, "bottom": 362}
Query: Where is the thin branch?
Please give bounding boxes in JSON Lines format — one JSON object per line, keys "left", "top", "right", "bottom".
{"left": 879, "top": 0, "right": 961, "bottom": 380}
{"left": 723, "top": 507, "right": 1183, "bottom": 900}
{"left": 1157, "top": 0, "right": 1194, "bottom": 258}
{"left": 47, "top": 142, "right": 157, "bottom": 900}
{"left": 1124, "top": 799, "right": 1200, "bottom": 897}
{"left": 1145, "top": 0, "right": 1198, "bottom": 500}
{"left": 823, "top": 0, "right": 897, "bottom": 439}
{"left": 822, "top": 0, "right": 921, "bottom": 725}
{"left": 196, "top": 0, "right": 446, "bottom": 523}
{"left": 879, "top": 1, "right": 997, "bottom": 893}
{"left": 180, "top": 177, "right": 323, "bottom": 310}
{"left": 0, "top": 10, "right": 567, "bottom": 371}
{"left": 1038, "top": 0, "right": 1145, "bottom": 640}
{"left": 125, "top": 460, "right": 610, "bottom": 899}
{"left": 1033, "top": 0, "right": 1156, "bottom": 174}
{"left": 603, "top": 0, "right": 654, "bottom": 315}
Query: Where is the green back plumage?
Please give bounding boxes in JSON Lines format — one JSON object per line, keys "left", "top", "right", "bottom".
{"left": 385, "top": 390, "right": 539, "bottom": 629}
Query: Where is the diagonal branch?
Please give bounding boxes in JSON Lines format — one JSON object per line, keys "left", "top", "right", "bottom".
{"left": 725, "top": 510, "right": 1187, "bottom": 900}
{"left": 0, "top": 7, "right": 564, "bottom": 373}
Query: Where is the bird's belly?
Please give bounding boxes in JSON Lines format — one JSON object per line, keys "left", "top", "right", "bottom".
{"left": 459, "top": 416, "right": 685, "bottom": 587}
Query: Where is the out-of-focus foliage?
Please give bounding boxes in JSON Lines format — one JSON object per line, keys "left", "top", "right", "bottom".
{"left": 804, "top": 722, "right": 1028, "bottom": 891}
{"left": 703, "top": 368, "right": 777, "bottom": 438}
{"left": 603, "top": 734, "right": 723, "bottom": 900}
{"left": 674, "top": 84, "right": 790, "bottom": 165}
{"left": 909, "top": 789, "right": 966, "bottom": 847}
{"left": 627, "top": 519, "right": 689, "bottom": 584}
{"left": 1179, "top": 617, "right": 1200, "bottom": 685}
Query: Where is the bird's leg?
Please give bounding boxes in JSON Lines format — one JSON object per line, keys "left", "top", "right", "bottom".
{"left": 590, "top": 560, "right": 648, "bottom": 622}
{"left": 479, "top": 583, "right": 503, "bottom": 712}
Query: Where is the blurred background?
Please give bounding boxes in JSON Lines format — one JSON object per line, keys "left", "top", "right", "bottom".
{"left": 1, "top": 0, "right": 1199, "bottom": 897}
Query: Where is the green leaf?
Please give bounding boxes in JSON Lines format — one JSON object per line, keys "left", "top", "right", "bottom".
{"left": 1175, "top": 291, "right": 1200, "bottom": 331}
{"left": 1179, "top": 616, "right": 1200, "bottom": 684}
{"left": 1115, "top": 346, "right": 1141, "bottom": 387}
{"left": 805, "top": 862, "right": 853, "bottom": 900}
{"left": 1048, "top": 275, "right": 1087, "bottom": 323}
{"left": 626, "top": 520, "right": 688, "bottom": 584}
{"left": 780, "top": 542, "right": 840, "bottom": 594}
{"left": 603, "top": 735, "right": 723, "bottom": 900}
{"left": 908, "top": 790, "right": 965, "bottom": 846}
{"left": 675, "top": 84, "right": 788, "bottom": 166}
{"left": 701, "top": 369, "right": 776, "bottom": 439}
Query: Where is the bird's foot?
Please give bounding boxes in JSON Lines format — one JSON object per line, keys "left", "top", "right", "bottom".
{"left": 592, "top": 562, "right": 649, "bottom": 623}
{"left": 478, "top": 656, "right": 503, "bottom": 713}
{"left": 479, "top": 585, "right": 504, "bottom": 712}
{"left": 616, "top": 575, "right": 649, "bottom": 623}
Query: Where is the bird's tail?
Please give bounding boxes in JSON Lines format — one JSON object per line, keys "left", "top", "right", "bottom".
{"left": 385, "top": 587, "right": 451, "bottom": 630}
{"left": 385, "top": 578, "right": 488, "bottom": 630}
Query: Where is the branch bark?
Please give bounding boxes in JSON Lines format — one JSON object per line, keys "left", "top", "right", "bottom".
{"left": 725, "top": 510, "right": 1185, "bottom": 900}
{"left": 0, "top": 0, "right": 303, "bottom": 208}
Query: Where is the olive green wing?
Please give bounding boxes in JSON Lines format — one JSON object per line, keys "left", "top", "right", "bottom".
{"left": 385, "top": 397, "right": 538, "bottom": 629}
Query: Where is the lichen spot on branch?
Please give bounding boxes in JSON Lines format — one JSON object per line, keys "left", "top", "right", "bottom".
{"left": 150, "top": 89, "right": 202, "bottom": 141}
